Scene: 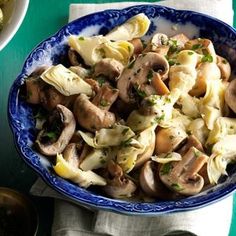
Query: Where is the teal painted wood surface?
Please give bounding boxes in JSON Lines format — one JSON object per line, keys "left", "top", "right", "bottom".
{"left": 0, "top": 0, "right": 235, "bottom": 235}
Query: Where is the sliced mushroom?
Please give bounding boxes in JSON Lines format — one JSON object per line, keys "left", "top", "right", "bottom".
{"left": 140, "top": 161, "right": 181, "bottom": 200}
{"left": 92, "top": 84, "right": 119, "bottom": 110}
{"left": 177, "top": 135, "right": 203, "bottom": 156}
{"left": 170, "top": 33, "right": 189, "bottom": 49}
{"left": 144, "top": 33, "right": 169, "bottom": 56}
{"left": 155, "top": 127, "right": 188, "bottom": 154}
{"left": 103, "top": 160, "right": 136, "bottom": 199}
{"left": 185, "top": 38, "right": 217, "bottom": 62}
{"left": 159, "top": 147, "right": 209, "bottom": 195}
{"left": 63, "top": 143, "right": 80, "bottom": 168}
{"left": 224, "top": 79, "right": 236, "bottom": 113}
{"left": 39, "top": 85, "right": 76, "bottom": 111}
{"left": 129, "top": 38, "right": 143, "bottom": 56}
{"left": 25, "top": 77, "right": 44, "bottom": 104}
{"left": 73, "top": 94, "right": 116, "bottom": 132}
{"left": 117, "top": 52, "right": 169, "bottom": 103}
{"left": 69, "top": 66, "right": 91, "bottom": 79}
{"left": 151, "top": 73, "right": 170, "bottom": 95}
{"left": 216, "top": 55, "right": 231, "bottom": 81}
{"left": 84, "top": 78, "right": 100, "bottom": 94}
{"left": 68, "top": 48, "right": 81, "bottom": 66}
{"left": 36, "top": 104, "right": 76, "bottom": 156}
{"left": 94, "top": 58, "right": 124, "bottom": 81}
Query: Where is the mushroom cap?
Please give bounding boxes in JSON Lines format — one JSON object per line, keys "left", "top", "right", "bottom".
{"left": 140, "top": 161, "right": 181, "bottom": 200}
{"left": 159, "top": 147, "right": 208, "bottom": 196}
{"left": 155, "top": 127, "right": 188, "bottom": 154}
{"left": 117, "top": 52, "right": 169, "bottom": 103}
{"left": 225, "top": 79, "right": 236, "bottom": 113}
{"left": 94, "top": 58, "right": 124, "bottom": 81}
{"left": 103, "top": 161, "right": 137, "bottom": 198}
{"left": 216, "top": 55, "right": 231, "bottom": 81}
{"left": 73, "top": 93, "right": 116, "bottom": 132}
{"left": 63, "top": 143, "right": 80, "bottom": 168}
{"left": 36, "top": 104, "right": 76, "bottom": 156}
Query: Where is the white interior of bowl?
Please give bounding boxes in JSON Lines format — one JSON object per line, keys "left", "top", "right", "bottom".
{"left": 0, "top": 0, "right": 29, "bottom": 51}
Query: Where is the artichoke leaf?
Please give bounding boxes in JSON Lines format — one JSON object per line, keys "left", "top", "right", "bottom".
{"left": 105, "top": 13, "right": 151, "bottom": 41}
{"left": 41, "top": 64, "right": 92, "bottom": 96}
{"left": 117, "top": 126, "right": 155, "bottom": 173}
{"left": 79, "top": 124, "right": 135, "bottom": 148}
{"left": 207, "top": 135, "right": 236, "bottom": 184}
{"left": 53, "top": 154, "right": 106, "bottom": 188}
{"left": 152, "top": 152, "right": 182, "bottom": 164}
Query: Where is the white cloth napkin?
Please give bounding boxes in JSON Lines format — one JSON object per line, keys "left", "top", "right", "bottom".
{"left": 31, "top": 1, "right": 234, "bottom": 236}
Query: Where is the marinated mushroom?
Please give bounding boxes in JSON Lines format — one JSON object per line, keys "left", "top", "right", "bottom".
{"left": 216, "top": 56, "right": 231, "bottom": 81}
{"left": 224, "top": 79, "right": 236, "bottom": 113}
{"left": 103, "top": 160, "right": 136, "bottom": 198}
{"left": 63, "top": 143, "right": 80, "bottom": 168}
{"left": 144, "top": 33, "right": 169, "bottom": 55}
{"left": 36, "top": 104, "right": 76, "bottom": 156}
{"left": 185, "top": 38, "right": 217, "bottom": 63}
{"left": 177, "top": 135, "right": 203, "bottom": 156}
{"left": 129, "top": 38, "right": 144, "bottom": 56}
{"left": 94, "top": 58, "right": 124, "bottom": 81}
{"left": 92, "top": 84, "right": 119, "bottom": 110}
{"left": 155, "top": 127, "right": 188, "bottom": 154}
{"left": 170, "top": 33, "right": 189, "bottom": 49}
{"left": 117, "top": 52, "right": 169, "bottom": 103}
{"left": 140, "top": 161, "right": 181, "bottom": 200}
{"left": 159, "top": 147, "right": 209, "bottom": 195}
{"left": 68, "top": 48, "right": 81, "bottom": 66}
{"left": 73, "top": 94, "right": 116, "bottom": 132}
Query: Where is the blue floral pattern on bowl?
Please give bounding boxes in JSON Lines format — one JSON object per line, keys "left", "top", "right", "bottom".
{"left": 8, "top": 5, "right": 236, "bottom": 215}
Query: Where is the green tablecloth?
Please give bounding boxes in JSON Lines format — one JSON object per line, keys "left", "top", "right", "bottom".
{"left": 0, "top": 0, "right": 235, "bottom": 235}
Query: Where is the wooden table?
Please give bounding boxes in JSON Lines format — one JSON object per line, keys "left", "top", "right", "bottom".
{"left": 0, "top": 0, "right": 235, "bottom": 235}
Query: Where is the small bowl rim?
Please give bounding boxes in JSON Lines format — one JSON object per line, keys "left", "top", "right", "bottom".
{"left": 0, "top": 0, "right": 29, "bottom": 51}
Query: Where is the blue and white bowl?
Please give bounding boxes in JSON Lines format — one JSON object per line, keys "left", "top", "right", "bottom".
{"left": 8, "top": 5, "right": 236, "bottom": 215}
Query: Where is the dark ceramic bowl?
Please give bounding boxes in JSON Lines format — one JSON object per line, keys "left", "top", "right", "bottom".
{"left": 8, "top": 5, "right": 236, "bottom": 215}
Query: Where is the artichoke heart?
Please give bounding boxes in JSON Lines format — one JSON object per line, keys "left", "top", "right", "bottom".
{"left": 105, "top": 13, "right": 151, "bottom": 41}
{"left": 53, "top": 154, "right": 106, "bottom": 188}
{"left": 80, "top": 149, "right": 109, "bottom": 171}
{"left": 207, "top": 117, "right": 236, "bottom": 145}
{"left": 79, "top": 124, "right": 135, "bottom": 148}
{"left": 207, "top": 135, "right": 236, "bottom": 184}
{"left": 41, "top": 64, "right": 92, "bottom": 96}
{"left": 117, "top": 126, "right": 156, "bottom": 173}
{"left": 68, "top": 35, "right": 133, "bottom": 66}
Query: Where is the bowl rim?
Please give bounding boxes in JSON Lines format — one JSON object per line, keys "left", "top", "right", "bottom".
{"left": 0, "top": 0, "right": 29, "bottom": 51}
{"left": 8, "top": 4, "right": 236, "bottom": 215}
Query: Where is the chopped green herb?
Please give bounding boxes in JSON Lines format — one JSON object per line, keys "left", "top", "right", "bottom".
{"left": 121, "top": 138, "right": 133, "bottom": 147}
{"left": 147, "top": 69, "right": 153, "bottom": 82}
{"left": 169, "top": 135, "right": 174, "bottom": 140}
{"left": 78, "top": 36, "right": 85, "bottom": 41}
{"left": 128, "top": 45, "right": 131, "bottom": 52}
{"left": 96, "top": 77, "right": 105, "bottom": 86}
{"left": 160, "top": 163, "right": 172, "bottom": 175}
{"left": 147, "top": 98, "right": 156, "bottom": 106}
{"left": 100, "top": 99, "right": 110, "bottom": 107}
{"left": 188, "top": 51, "right": 194, "bottom": 55}
{"left": 201, "top": 54, "right": 213, "bottom": 63}
{"left": 141, "top": 40, "right": 147, "bottom": 48}
{"left": 168, "top": 59, "right": 176, "bottom": 66}
{"left": 165, "top": 97, "right": 171, "bottom": 103}
{"left": 222, "top": 59, "right": 228, "bottom": 64}
{"left": 154, "top": 114, "right": 165, "bottom": 123}
{"left": 122, "top": 128, "right": 129, "bottom": 135}
{"left": 194, "top": 150, "right": 201, "bottom": 158}
{"left": 44, "top": 131, "right": 58, "bottom": 140}
{"left": 191, "top": 44, "right": 202, "bottom": 50}
{"left": 128, "top": 60, "right": 135, "bottom": 69}
{"left": 134, "top": 86, "right": 147, "bottom": 98}
{"left": 171, "top": 183, "right": 184, "bottom": 191}
{"left": 168, "top": 39, "right": 179, "bottom": 53}
{"left": 100, "top": 159, "right": 106, "bottom": 164}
